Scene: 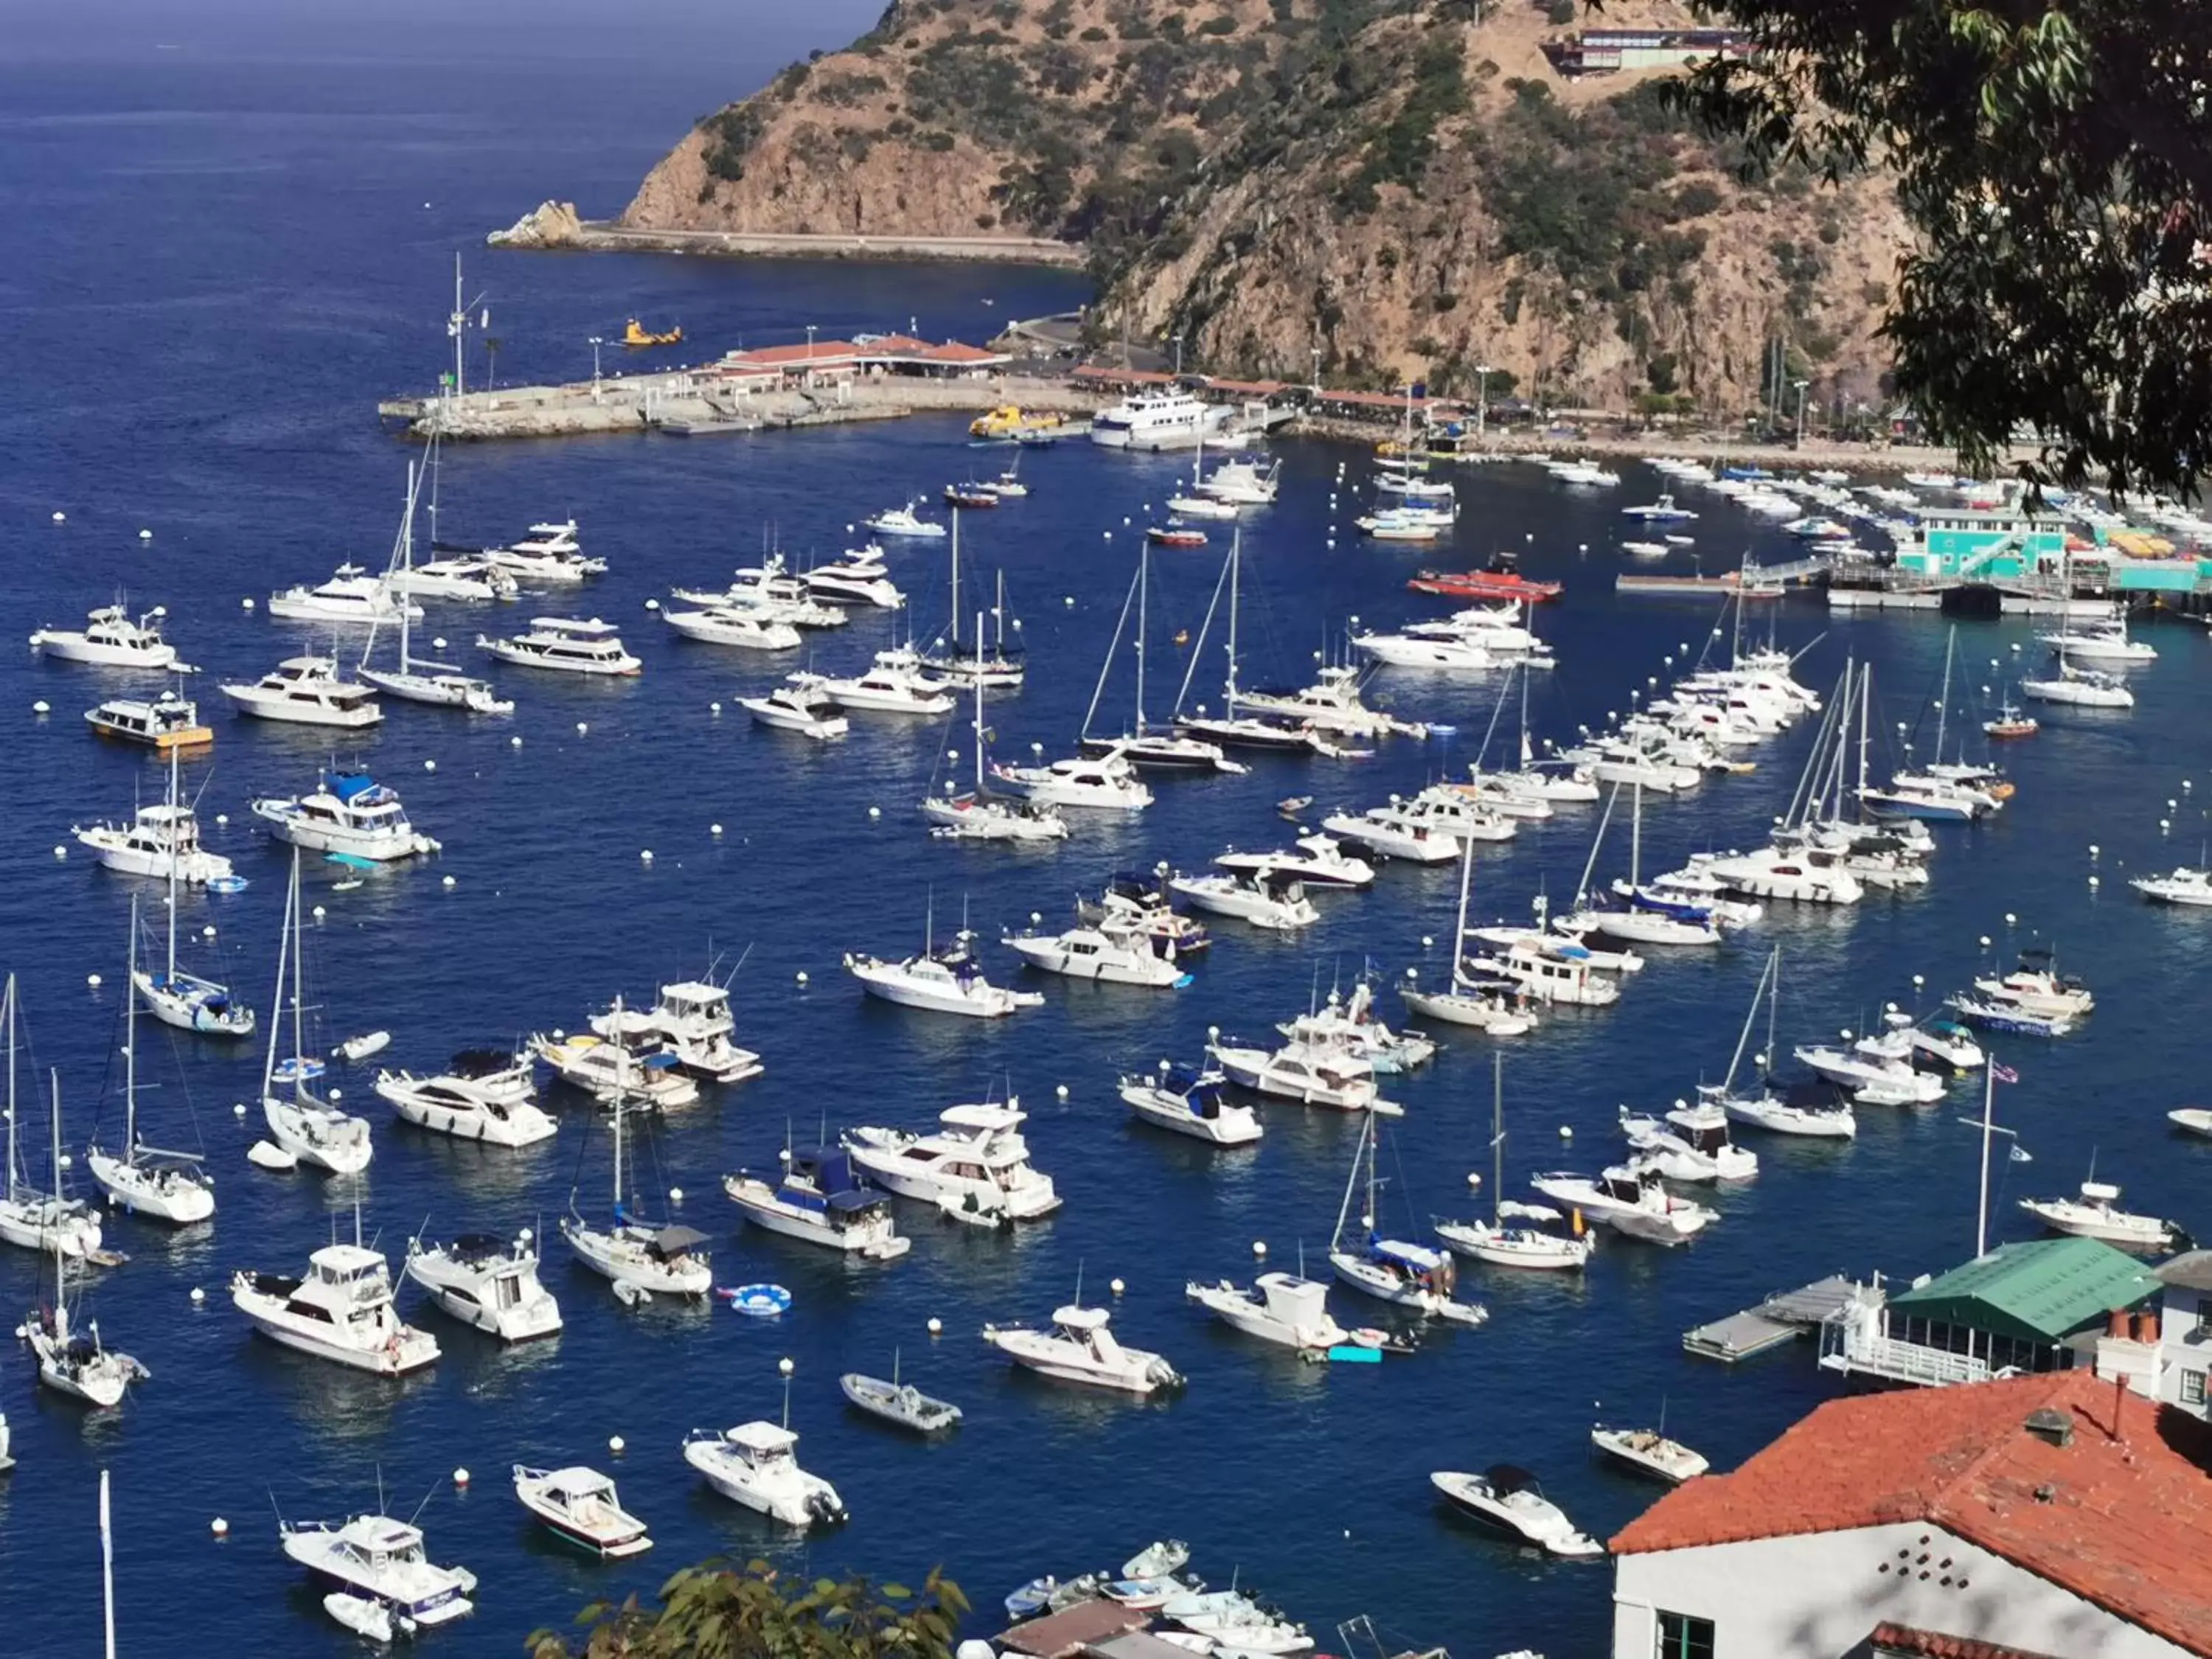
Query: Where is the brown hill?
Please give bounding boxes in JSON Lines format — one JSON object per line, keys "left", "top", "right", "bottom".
{"left": 620, "top": 0, "right": 1908, "bottom": 412}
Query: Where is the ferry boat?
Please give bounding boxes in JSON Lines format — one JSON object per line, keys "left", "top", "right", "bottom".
{"left": 29, "top": 603, "right": 183, "bottom": 669}
{"left": 85, "top": 689, "right": 212, "bottom": 751}
{"left": 1406, "top": 566, "right": 1563, "bottom": 604}
{"left": 1090, "top": 389, "right": 1224, "bottom": 451}
{"left": 221, "top": 655, "right": 383, "bottom": 728}
{"left": 251, "top": 771, "right": 440, "bottom": 862}
{"left": 477, "top": 617, "right": 641, "bottom": 675}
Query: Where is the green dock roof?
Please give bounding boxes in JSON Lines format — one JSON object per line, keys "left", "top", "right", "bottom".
{"left": 1888, "top": 1237, "right": 2163, "bottom": 1346}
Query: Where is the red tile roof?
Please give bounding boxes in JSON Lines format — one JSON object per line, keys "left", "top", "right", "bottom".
{"left": 1870, "top": 1624, "right": 2065, "bottom": 1659}
{"left": 1612, "top": 1372, "right": 2212, "bottom": 1656}
{"left": 915, "top": 341, "right": 1004, "bottom": 364}
{"left": 1072, "top": 366, "right": 1179, "bottom": 386}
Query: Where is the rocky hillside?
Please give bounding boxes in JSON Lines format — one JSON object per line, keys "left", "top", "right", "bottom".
{"left": 620, "top": 0, "right": 1908, "bottom": 411}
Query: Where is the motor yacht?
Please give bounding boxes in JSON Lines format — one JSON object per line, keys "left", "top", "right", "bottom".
{"left": 806, "top": 649, "right": 955, "bottom": 715}
{"left": 2020, "top": 665, "right": 2135, "bottom": 707}
{"left": 1213, "top": 832, "right": 1375, "bottom": 889}
{"left": 1530, "top": 1162, "right": 1715, "bottom": 1244}
{"left": 478, "top": 617, "right": 639, "bottom": 675}
{"left": 512, "top": 1466, "right": 650, "bottom": 1558}
{"left": 2133, "top": 865, "right": 2212, "bottom": 906}
{"left": 1167, "top": 871, "right": 1319, "bottom": 931}
{"left": 1467, "top": 937, "right": 1621, "bottom": 1007}
{"left": 611, "top": 981, "right": 764, "bottom": 1084}
{"left": 30, "top": 603, "right": 181, "bottom": 669}
{"left": 563, "top": 1096, "right": 713, "bottom": 1301}
{"left": 1950, "top": 995, "right": 2076, "bottom": 1039}
{"left": 393, "top": 554, "right": 518, "bottom": 602}
{"left": 1076, "top": 872, "right": 1214, "bottom": 959}
{"left": 1792, "top": 1039, "right": 1944, "bottom": 1106}
{"left": 1004, "top": 919, "right": 1192, "bottom": 987}
{"left": 268, "top": 564, "right": 420, "bottom": 625}
{"left": 73, "top": 802, "right": 233, "bottom": 886}
{"left": 1090, "top": 387, "right": 1222, "bottom": 451}
{"left": 743, "top": 680, "right": 849, "bottom": 740}
{"left": 221, "top": 655, "right": 383, "bottom": 728}
{"left": 1700, "top": 844, "right": 1863, "bottom": 904}
{"left": 2019, "top": 1179, "right": 2184, "bottom": 1251}
{"left": 983, "top": 1302, "right": 1183, "bottom": 1393}
{"left": 863, "top": 501, "right": 947, "bottom": 538}
{"left": 844, "top": 928, "right": 1043, "bottom": 1018}
{"left": 1184, "top": 1273, "right": 1345, "bottom": 1350}
{"left": 253, "top": 771, "right": 439, "bottom": 862}
{"left": 1430, "top": 1468, "right": 1604, "bottom": 1558}
{"left": 281, "top": 1512, "right": 475, "bottom": 1632}
{"left": 843, "top": 1101, "right": 1061, "bottom": 1220}
{"left": 1119, "top": 1062, "right": 1262, "bottom": 1145}
{"left": 529, "top": 1032, "right": 700, "bottom": 1108}
{"left": 2037, "top": 613, "right": 2157, "bottom": 664}
{"left": 992, "top": 749, "right": 1154, "bottom": 812}
{"left": 375, "top": 1054, "right": 557, "bottom": 1146}
{"left": 1973, "top": 948, "right": 2095, "bottom": 1020}
{"left": 662, "top": 604, "right": 803, "bottom": 651}
{"left": 1206, "top": 1034, "right": 1397, "bottom": 1115}
{"left": 803, "top": 549, "right": 905, "bottom": 609}
{"left": 1318, "top": 804, "right": 1467, "bottom": 864}
{"left": 1234, "top": 666, "right": 1426, "bottom": 740}
{"left": 403, "top": 1230, "right": 563, "bottom": 1341}
{"left": 85, "top": 689, "right": 212, "bottom": 751}
{"left": 232, "top": 1234, "right": 439, "bottom": 1374}
{"left": 1618, "top": 1099, "right": 1759, "bottom": 1180}
{"left": 1275, "top": 983, "right": 1435, "bottom": 1074}
{"left": 723, "top": 1145, "right": 911, "bottom": 1260}
{"left": 1354, "top": 510, "right": 1444, "bottom": 542}
{"left": 483, "top": 520, "right": 605, "bottom": 583}
{"left": 684, "top": 1422, "right": 847, "bottom": 1526}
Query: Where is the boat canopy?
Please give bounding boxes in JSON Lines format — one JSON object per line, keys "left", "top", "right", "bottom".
{"left": 328, "top": 773, "right": 386, "bottom": 804}
{"left": 1053, "top": 1304, "right": 1111, "bottom": 1330}
{"left": 1484, "top": 1464, "right": 1537, "bottom": 1492}
{"left": 788, "top": 1148, "right": 880, "bottom": 1211}
{"left": 647, "top": 1225, "right": 711, "bottom": 1259}
{"left": 448, "top": 1232, "right": 511, "bottom": 1260}
{"left": 724, "top": 1421, "right": 798, "bottom": 1455}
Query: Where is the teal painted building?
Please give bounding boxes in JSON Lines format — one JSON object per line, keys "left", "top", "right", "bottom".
{"left": 1896, "top": 509, "right": 2071, "bottom": 580}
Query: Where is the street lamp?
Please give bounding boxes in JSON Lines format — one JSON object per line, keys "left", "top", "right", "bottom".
{"left": 1791, "top": 378, "right": 1809, "bottom": 447}
{"left": 1309, "top": 346, "right": 1322, "bottom": 394}
{"left": 588, "top": 336, "right": 603, "bottom": 392}
{"left": 1472, "top": 361, "right": 1494, "bottom": 441}
{"left": 806, "top": 323, "right": 817, "bottom": 360}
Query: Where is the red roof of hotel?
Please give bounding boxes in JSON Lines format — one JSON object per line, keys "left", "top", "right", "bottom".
{"left": 1870, "top": 1626, "right": 2065, "bottom": 1659}
{"left": 1612, "top": 1371, "right": 2212, "bottom": 1656}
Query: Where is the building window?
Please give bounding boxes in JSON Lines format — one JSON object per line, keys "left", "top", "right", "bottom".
{"left": 2184, "top": 1370, "right": 2207, "bottom": 1408}
{"left": 1657, "top": 1612, "right": 1716, "bottom": 1659}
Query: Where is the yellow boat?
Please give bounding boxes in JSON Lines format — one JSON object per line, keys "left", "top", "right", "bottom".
{"left": 969, "top": 405, "right": 1063, "bottom": 439}
{"left": 623, "top": 318, "right": 683, "bottom": 348}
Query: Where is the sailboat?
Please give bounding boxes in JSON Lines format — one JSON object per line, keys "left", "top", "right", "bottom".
{"left": 26, "top": 1074, "right": 149, "bottom": 1407}
{"left": 133, "top": 745, "right": 255, "bottom": 1037}
{"left": 360, "top": 456, "right": 515, "bottom": 714}
{"left": 0, "top": 979, "right": 105, "bottom": 1260}
{"left": 257, "top": 849, "right": 375, "bottom": 1174}
{"left": 1435, "top": 1055, "right": 1592, "bottom": 1269}
{"left": 1563, "top": 782, "right": 1720, "bottom": 947}
{"left": 1399, "top": 835, "right": 1537, "bottom": 1034}
{"left": 1079, "top": 544, "right": 1245, "bottom": 773}
{"left": 1326, "top": 1113, "right": 1486, "bottom": 1324}
{"left": 561, "top": 1018, "right": 713, "bottom": 1301}
{"left": 1175, "top": 530, "right": 1329, "bottom": 755}
{"left": 1704, "top": 948, "right": 1857, "bottom": 1138}
{"left": 86, "top": 896, "right": 216, "bottom": 1222}
{"left": 919, "top": 511, "right": 1024, "bottom": 686}
{"left": 919, "top": 625, "right": 1070, "bottom": 842}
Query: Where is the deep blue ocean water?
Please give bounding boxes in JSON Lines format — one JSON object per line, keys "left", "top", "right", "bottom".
{"left": 4, "top": 15, "right": 2211, "bottom": 1658}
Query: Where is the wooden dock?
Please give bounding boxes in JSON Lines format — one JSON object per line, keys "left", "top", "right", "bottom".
{"left": 1683, "top": 1274, "right": 1865, "bottom": 1363}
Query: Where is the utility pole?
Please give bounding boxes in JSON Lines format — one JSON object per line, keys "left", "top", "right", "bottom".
{"left": 1792, "top": 378, "right": 1809, "bottom": 448}
{"left": 1309, "top": 344, "right": 1322, "bottom": 394}
{"left": 588, "top": 336, "right": 604, "bottom": 394}
{"left": 1472, "top": 361, "right": 1493, "bottom": 440}
{"left": 1172, "top": 333, "right": 1184, "bottom": 378}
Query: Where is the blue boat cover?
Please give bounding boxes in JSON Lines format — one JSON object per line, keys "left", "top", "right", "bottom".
{"left": 330, "top": 773, "right": 380, "bottom": 803}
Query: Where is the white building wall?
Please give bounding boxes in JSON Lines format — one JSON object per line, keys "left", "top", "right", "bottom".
{"left": 1611, "top": 1522, "right": 2193, "bottom": 1659}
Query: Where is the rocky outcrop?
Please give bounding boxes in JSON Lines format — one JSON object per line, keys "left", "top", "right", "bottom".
{"left": 487, "top": 200, "right": 583, "bottom": 248}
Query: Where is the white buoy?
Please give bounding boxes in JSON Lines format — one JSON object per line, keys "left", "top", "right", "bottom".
{"left": 232, "top": 1103, "right": 246, "bottom": 1117}
{"left": 189, "top": 1286, "right": 205, "bottom": 1304}
{"left": 577, "top": 722, "right": 588, "bottom": 735}
{"left": 1110, "top": 1278, "right": 1125, "bottom": 1296}
{"left": 423, "top": 759, "right": 436, "bottom": 772}
{"left": 86, "top": 973, "right": 102, "bottom": 989}
{"left": 1978, "top": 934, "right": 1992, "bottom": 948}
{"left": 608, "top": 1435, "right": 625, "bottom": 1455}
{"left": 441, "top": 874, "right": 455, "bottom": 888}
{"left": 1559, "top": 1125, "right": 1573, "bottom": 1138}
{"left": 639, "top": 849, "right": 653, "bottom": 863}
{"left": 1253, "top": 1240, "right": 1267, "bottom": 1258}
{"left": 867, "top": 805, "right": 881, "bottom": 818}
{"left": 211, "top": 1518, "right": 229, "bottom": 1539}
{"left": 1055, "top": 1083, "right": 1068, "bottom": 1100}
{"left": 432, "top": 638, "right": 448, "bottom": 651}
{"left": 2161, "top": 818, "right": 2172, "bottom": 831}
{"left": 312, "top": 905, "right": 326, "bottom": 920}
{"left": 2004, "top": 911, "right": 2017, "bottom": 926}
{"left": 453, "top": 1468, "right": 470, "bottom": 1488}
{"left": 32, "top": 700, "right": 49, "bottom": 715}
{"left": 215, "top": 813, "right": 228, "bottom": 826}
{"left": 2088, "top": 875, "right": 2101, "bottom": 888}
{"left": 711, "top": 702, "right": 722, "bottom": 715}
{"left": 1208, "top": 1023, "right": 1220, "bottom": 1041}
{"left": 1405, "top": 967, "right": 1419, "bottom": 980}
{"left": 52, "top": 846, "right": 65, "bottom": 860}
{"left": 668, "top": 1187, "right": 684, "bottom": 1203}
{"left": 711, "top": 823, "right": 723, "bottom": 836}
{"left": 510, "top": 734, "right": 523, "bottom": 748}
{"left": 928, "top": 1316, "right": 942, "bottom": 1335}
{"left": 645, "top": 598, "right": 660, "bottom": 611}
{"left": 1421, "top": 935, "right": 1433, "bottom": 948}
{"left": 2089, "top": 844, "right": 2100, "bottom": 857}
{"left": 52, "top": 510, "right": 65, "bottom": 524}
{"left": 241, "top": 597, "right": 254, "bottom": 611}
{"left": 795, "top": 970, "right": 809, "bottom": 985}
{"left": 779, "top": 1357, "right": 794, "bottom": 1377}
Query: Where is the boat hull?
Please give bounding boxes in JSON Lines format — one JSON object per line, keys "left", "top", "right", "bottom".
{"left": 84, "top": 1151, "right": 215, "bottom": 1224}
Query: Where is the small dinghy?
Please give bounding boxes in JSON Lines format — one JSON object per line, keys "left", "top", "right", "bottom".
{"left": 336, "top": 1030, "right": 391, "bottom": 1063}
{"left": 247, "top": 1139, "right": 299, "bottom": 1172}
{"left": 841, "top": 1355, "right": 963, "bottom": 1435}
{"left": 1590, "top": 1424, "right": 1708, "bottom": 1484}
{"left": 324, "top": 1591, "right": 398, "bottom": 1644}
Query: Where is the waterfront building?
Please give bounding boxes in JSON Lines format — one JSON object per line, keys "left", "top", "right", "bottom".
{"left": 2093, "top": 1251, "right": 2212, "bottom": 1421}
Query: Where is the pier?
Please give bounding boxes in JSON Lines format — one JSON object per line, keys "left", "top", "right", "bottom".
{"left": 1683, "top": 1274, "right": 1866, "bottom": 1363}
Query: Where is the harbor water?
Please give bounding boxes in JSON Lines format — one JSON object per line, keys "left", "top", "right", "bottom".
{"left": 4, "top": 15, "right": 2211, "bottom": 1658}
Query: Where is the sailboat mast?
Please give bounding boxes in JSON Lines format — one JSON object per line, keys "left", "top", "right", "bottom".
{"left": 972, "top": 661, "right": 985, "bottom": 796}
{"left": 612, "top": 995, "right": 627, "bottom": 1208}
{"left": 260, "top": 858, "right": 293, "bottom": 1096}
{"left": 1449, "top": 834, "right": 1475, "bottom": 992}
{"left": 1722, "top": 948, "right": 1773, "bottom": 1094}
{"left": 3, "top": 977, "right": 15, "bottom": 1200}
{"left": 288, "top": 850, "right": 307, "bottom": 1102}
{"left": 1934, "top": 626, "right": 1955, "bottom": 762}
{"left": 1224, "top": 528, "right": 1242, "bottom": 712}
{"left": 450, "top": 251, "right": 466, "bottom": 400}
{"left": 125, "top": 895, "right": 140, "bottom": 1154}
{"left": 1330, "top": 1113, "right": 1370, "bottom": 1250}
{"left": 1975, "top": 1056, "right": 1996, "bottom": 1257}
{"left": 165, "top": 744, "right": 182, "bottom": 981}
{"left": 1079, "top": 575, "right": 1135, "bottom": 742}
{"left": 1856, "top": 661, "right": 1872, "bottom": 820}
{"left": 49, "top": 1071, "right": 66, "bottom": 1307}
{"left": 1135, "top": 543, "right": 1150, "bottom": 734}
{"left": 1491, "top": 1053, "right": 1505, "bottom": 1226}
{"left": 948, "top": 509, "right": 961, "bottom": 653}
{"left": 398, "top": 460, "right": 416, "bottom": 670}
{"left": 1630, "top": 776, "right": 1643, "bottom": 888}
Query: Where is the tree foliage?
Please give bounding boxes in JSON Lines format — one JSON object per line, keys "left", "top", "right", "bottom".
{"left": 526, "top": 1559, "right": 968, "bottom": 1659}
{"left": 1657, "top": 0, "right": 2212, "bottom": 495}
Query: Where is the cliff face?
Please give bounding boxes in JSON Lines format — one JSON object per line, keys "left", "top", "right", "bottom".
{"left": 621, "top": 0, "right": 1909, "bottom": 410}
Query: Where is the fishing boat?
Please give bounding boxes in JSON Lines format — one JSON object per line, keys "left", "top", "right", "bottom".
{"left": 512, "top": 1465, "right": 652, "bottom": 1557}
{"left": 29, "top": 603, "right": 182, "bottom": 669}
{"left": 279, "top": 1511, "right": 475, "bottom": 1629}
{"left": 1276, "top": 982, "right": 1435, "bottom": 1074}
{"left": 840, "top": 1354, "right": 963, "bottom": 1433}
{"left": 1590, "top": 1424, "right": 1709, "bottom": 1484}
{"left": 1619, "top": 1099, "right": 1760, "bottom": 1180}
{"left": 375, "top": 1052, "right": 557, "bottom": 1146}
{"left": 529, "top": 1030, "right": 700, "bottom": 1108}
{"left": 220, "top": 655, "right": 383, "bottom": 728}
{"left": 84, "top": 688, "right": 212, "bottom": 751}
{"left": 561, "top": 1091, "right": 713, "bottom": 1302}
{"left": 1207, "top": 1033, "right": 1399, "bottom": 1115}
{"left": 1973, "top": 947, "right": 2095, "bottom": 1020}
{"left": 842, "top": 1100, "right": 1062, "bottom": 1220}
{"left": 1185, "top": 1267, "right": 1346, "bottom": 1350}
{"left": 232, "top": 1217, "right": 439, "bottom": 1374}
{"left": 742, "top": 681, "right": 849, "bottom": 740}
{"left": 1076, "top": 872, "right": 1214, "bottom": 959}
{"left": 1147, "top": 521, "right": 1208, "bottom": 549}
{"left": 1167, "top": 871, "right": 1318, "bottom": 931}
{"left": 1430, "top": 1467, "right": 1603, "bottom": 1557}
{"left": 1529, "top": 1162, "right": 1715, "bottom": 1245}
{"left": 1004, "top": 917, "right": 1191, "bottom": 987}
{"left": 1328, "top": 1114, "right": 1487, "bottom": 1324}
{"left": 403, "top": 1230, "right": 563, "bottom": 1340}
{"left": 253, "top": 771, "right": 439, "bottom": 862}
{"left": 1983, "top": 700, "right": 2039, "bottom": 740}
{"left": 268, "top": 564, "right": 420, "bottom": 625}
{"left": 684, "top": 1422, "right": 847, "bottom": 1526}
{"left": 257, "top": 852, "right": 375, "bottom": 1174}
{"left": 723, "top": 1144, "right": 911, "bottom": 1260}
{"left": 1119, "top": 1062, "right": 1262, "bottom": 1145}
{"left": 73, "top": 731, "right": 235, "bottom": 887}
{"left": 983, "top": 1298, "right": 1183, "bottom": 1394}
{"left": 481, "top": 520, "right": 605, "bottom": 583}
{"left": 2019, "top": 1178, "right": 2185, "bottom": 1251}
{"left": 864, "top": 501, "right": 947, "bottom": 538}
{"left": 358, "top": 458, "right": 518, "bottom": 712}
{"left": 2132, "top": 865, "right": 2212, "bottom": 907}
{"left": 24, "top": 1076, "right": 148, "bottom": 1406}
{"left": 86, "top": 897, "right": 217, "bottom": 1222}
{"left": 845, "top": 907, "right": 1044, "bottom": 1018}
{"left": 1400, "top": 838, "right": 1539, "bottom": 1035}
{"left": 613, "top": 979, "right": 764, "bottom": 1085}
{"left": 477, "top": 616, "right": 640, "bottom": 675}
{"left": 1435, "top": 1057, "right": 1592, "bottom": 1270}
{"left": 2019, "top": 664, "right": 2135, "bottom": 707}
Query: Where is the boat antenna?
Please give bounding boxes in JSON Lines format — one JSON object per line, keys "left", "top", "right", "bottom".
{"left": 376, "top": 1464, "right": 386, "bottom": 1517}
{"left": 405, "top": 1477, "right": 441, "bottom": 1530}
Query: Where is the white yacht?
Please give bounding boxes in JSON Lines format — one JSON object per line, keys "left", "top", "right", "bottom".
{"left": 484, "top": 520, "right": 605, "bottom": 582}
{"left": 375, "top": 1054, "right": 555, "bottom": 1147}
{"left": 232, "top": 1231, "right": 439, "bottom": 1374}
{"left": 512, "top": 1465, "right": 651, "bottom": 1558}
{"left": 2037, "top": 611, "right": 2157, "bottom": 664}
{"left": 1197, "top": 454, "right": 1281, "bottom": 504}
{"left": 279, "top": 1512, "right": 475, "bottom": 1630}
{"left": 2020, "top": 664, "right": 2135, "bottom": 707}
{"left": 806, "top": 650, "right": 955, "bottom": 715}
{"left": 2020, "top": 1178, "right": 2183, "bottom": 1251}
{"left": 268, "top": 564, "right": 420, "bottom": 625}
{"left": 1793, "top": 1040, "right": 1944, "bottom": 1106}
{"left": 1185, "top": 1271, "right": 1346, "bottom": 1350}
{"left": 403, "top": 1230, "right": 563, "bottom": 1341}
{"left": 73, "top": 802, "right": 234, "bottom": 886}
{"left": 1214, "top": 832, "right": 1375, "bottom": 890}
{"left": 562, "top": 1099, "right": 713, "bottom": 1301}
{"left": 983, "top": 1301, "right": 1183, "bottom": 1392}
{"left": 30, "top": 603, "right": 182, "bottom": 669}
{"left": 1351, "top": 631, "right": 1495, "bottom": 672}
{"left": 1619, "top": 1099, "right": 1760, "bottom": 1180}
{"left": 530, "top": 1031, "right": 700, "bottom": 1108}
{"left": 1429, "top": 1468, "right": 1604, "bottom": 1559}
{"left": 221, "top": 655, "right": 383, "bottom": 728}
{"left": 257, "top": 853, "right": 375, "bottom": 1174}
{"left": 1276, "top": 984, "right": 1435, "bottom": 1074}
{"left": 612, "top": 980, "right": 764, "bottom": 1084}
{"left": 742, "top": 681, "right": 849, "bottom": 740}
{"left": 1434, "top": 1057, "right": 1592, "bottom": 1270}
{"left": 803, "top": 548, "right": 905, "bottom": 609}
{"left": 1469, "top": 937, "right": 1622, "bottom": 1007}
{"left": 843, "top": 1101, "right": 1061, "bottom": 1220}
{"left": 86, "top": 897, "right": 217, "bottom": 1223}
{"left": 0, "top": 985, "right": 105, "bottom": 1259}
{"left": 1167, "top": 870, "right": 1319, "bottom": 931}
{"left": 1530, "top": 1162, "right": 1715, "bottom": 1245}
{"left": 1119, "top": 1062, "right": 1262, "bottom": 1145}
{"left": 863, "top": 501, "right": 947, "bottom": 538}
{"left": 1091, "top": 389, "right": 1222, "bottom": 451}
{"left": 1206, "top": 1034, "right": 1397, "bottom": 1115}
{"left": 992, "top": 749, "right": 1154, "bottom": 811}
{"left": 1973, "top": 949, "right": 2095, "bottom": 1020}
{"left": 1004, "top": 919, "right": 1192, "bottom": 987}
{"left": 392, "top": 554, "right": 518, "bottom": 602}
{"left": 85, "top": 688, "right": 212, "bottom": 751}
{"left": 1592, "top": 1425, "right": 1710, "bottom": 1484}
{"left": 1714, "top": 1076, "right": 1857, "bottom": 1139}
{"left": 24, "top": 1074, "right": 147, "bottom": 1407}
{"left": 478, "top": 616, "right": 640, "bottom": 675}
{"left": 663, "top": 604, "right": 804, "bottom": 651}
{"left": 723, "top": 1144, "right": 910, "bottom": 1260}
{"left": 845, "top": 927, "right": 1043, "bottom": 1019}
{"left": 1329, "top": 1115, "right": 1487, "bottom": 1324}
{"left": 2133, "top": 866, "right": 2212, "bottom": 907}
{"left": 253, "top": 771, "right": 439, "bottom": 862}
{"left": 684, "top": 1422, "right": 847, "bottom": 1526}
{"left": 1700, "top": 844, "right": 1863, "bottom": 905}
